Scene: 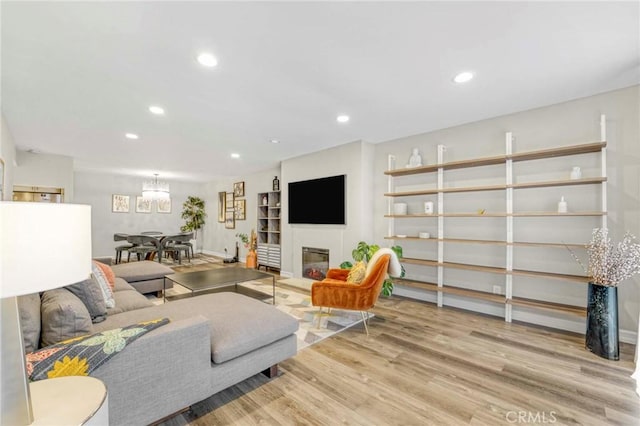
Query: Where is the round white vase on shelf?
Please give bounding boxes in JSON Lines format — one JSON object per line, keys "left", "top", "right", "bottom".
{"left": 393, "top": 203, "right": 407, "bottom": 215}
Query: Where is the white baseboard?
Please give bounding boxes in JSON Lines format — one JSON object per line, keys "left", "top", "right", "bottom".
{"left": 620, "top": 329, "right": 638, "bottom": 345}
{"left": 279, "top": 270, "right": 294, "bottom": 278}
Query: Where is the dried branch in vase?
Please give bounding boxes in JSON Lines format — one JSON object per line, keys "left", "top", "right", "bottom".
{"left": 567, "top": 228, "right": 640, "bottom": 287}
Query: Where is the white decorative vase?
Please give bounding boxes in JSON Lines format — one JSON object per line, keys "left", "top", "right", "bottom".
{"left": 393, "top": 203, "right": 407, "bottom": 215}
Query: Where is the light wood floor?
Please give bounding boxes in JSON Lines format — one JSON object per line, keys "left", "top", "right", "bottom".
{"left": 162, "top": 260, "right": 639, "bottom": 426}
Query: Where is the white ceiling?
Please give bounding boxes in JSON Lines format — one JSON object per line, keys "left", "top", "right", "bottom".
{"left": 2, "top": 1, "right": 639, "bottom": 183}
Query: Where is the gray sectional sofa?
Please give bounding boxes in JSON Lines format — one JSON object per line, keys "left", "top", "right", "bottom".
{"left": 19, "top": 264, "right": 298, "bottom": 425}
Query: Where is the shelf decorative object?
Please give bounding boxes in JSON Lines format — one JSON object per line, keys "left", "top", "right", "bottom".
{"left": 273, "top": 176, "right": 280, "bottom": 191}
{"left": 568, "top": 228, "right": 640, "bottom": 360}
{"left": 407, "top": 148, "right": 422, "bottom": 168}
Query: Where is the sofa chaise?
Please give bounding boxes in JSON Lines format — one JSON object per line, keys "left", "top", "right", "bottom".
{"left": 19, "top": 264, "right": 298, "bottom": 425}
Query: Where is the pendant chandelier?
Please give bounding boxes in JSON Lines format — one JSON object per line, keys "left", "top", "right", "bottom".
{"left": 142, "top": 174, "right": 170, "bottom": 200}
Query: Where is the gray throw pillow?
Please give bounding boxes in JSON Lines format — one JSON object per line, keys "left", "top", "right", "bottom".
{"left": 40, "top": 288, "right": 93, "bottom": 347}
{"left": 65, "top": 276, "right": 107, "bottom": 323}
{"left": 18, "top": 293, "right": 42, "bottom": 353}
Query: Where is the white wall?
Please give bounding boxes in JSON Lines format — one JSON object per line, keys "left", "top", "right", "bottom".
{"left": 73, "top": 171, "right": 205, "bottom": 258}
{"left": 0, "top": 113, "right": 17, "bottom": 200}
{"left": 280, "top": 140, "right": 375, "bottom": 277}
{"left": 14, "top": 150, "right": 75, "bottom": 201}
{"left": 374, "top": 85, "right": 639, "bottom": 339}
{"left": 202, "top": 167, "right": 280, "bottom": 260}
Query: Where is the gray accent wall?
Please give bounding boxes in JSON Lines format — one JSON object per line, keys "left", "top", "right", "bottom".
{"left": 74, "top": 171, "right": 205, "bottom": 258}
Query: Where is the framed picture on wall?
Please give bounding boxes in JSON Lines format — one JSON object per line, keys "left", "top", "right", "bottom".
{"left": 225, "top": 192, "right": 234, "bottom": 211}
{"left": 233, "top": 181, "right": 245, "bottom": 197}
{"left": 157, "top": 198, "right": 171, "bottom": 214}
{"left": 136, "top": 196, "right": 152, "bottom": 213}
{"left": 234, "top": 199, "right": 246, "bottom": 220}
{"left": 218, "top": 191, "right": 226, "bottom": 222}
{"left": 224, "top": 210, "right": 235, "bottom": 229}
{"left": 112, "top": 194, "right": 130, "bottom": 213}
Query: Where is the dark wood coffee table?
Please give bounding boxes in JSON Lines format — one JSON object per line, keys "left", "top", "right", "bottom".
{"left": 163, "top": 268, "right": 275, "bottom": 304}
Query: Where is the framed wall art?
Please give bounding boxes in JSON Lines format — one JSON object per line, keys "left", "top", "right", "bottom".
{"left": 225, "top": 192, "right": 235, "bottom": 211}
{"left": 234, "top": 199, "right": 246, "bottom": 220}
{"left": 112, "top": 194, "right": 130, "bottom": 213}
{"left": 136, "top": 196, "right": 152, "bottom": 213}
{"left": 233, "top": 181, "right": 245, "bottom": 197}
{"left": 224, "top": 210, "right": 235, "bottom": 229}
{"left": 218, "top": 191, "right": 226, "bottom": 222}
{"left": 157, "top": 198, "right": 171, "bottom": 214}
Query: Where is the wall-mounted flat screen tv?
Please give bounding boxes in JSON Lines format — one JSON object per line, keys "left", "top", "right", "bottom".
{"left": 288, "top": 174, "right": 346, "bottom": 225}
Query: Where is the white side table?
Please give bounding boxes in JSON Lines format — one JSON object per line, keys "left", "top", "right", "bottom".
{"left": 30, "top": 376, "right": 108, "bottom": 425}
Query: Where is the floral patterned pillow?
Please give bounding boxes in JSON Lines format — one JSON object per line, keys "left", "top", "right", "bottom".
{"left": 27, "top": 318, "right": 169, "bottom": 381}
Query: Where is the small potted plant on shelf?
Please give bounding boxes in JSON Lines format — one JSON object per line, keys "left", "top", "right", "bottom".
{"left": 568, "top": 228, "right": 640, "bottom": 360}
{"left": 236, "top": 230, "right": 257, "bottom": 268}
{"left": 340, "top": 241, "right": 404, "bottom": 296}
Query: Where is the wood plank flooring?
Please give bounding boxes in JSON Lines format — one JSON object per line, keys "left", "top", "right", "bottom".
{"left": 161, "top": 259, "right": 638, "bottom": 426}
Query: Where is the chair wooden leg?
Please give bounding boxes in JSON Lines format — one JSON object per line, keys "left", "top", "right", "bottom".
{"left": 315, "top": 307, "right": 323, "bottom": 329}
{"left": 360, "top": 311, "right": 370, "bottom": 336}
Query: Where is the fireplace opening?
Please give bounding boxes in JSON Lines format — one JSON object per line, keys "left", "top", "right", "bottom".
{"left": 302, "top": 247, "right": 329, "bottom": 280}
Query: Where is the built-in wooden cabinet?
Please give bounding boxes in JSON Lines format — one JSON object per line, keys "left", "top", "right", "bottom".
{"left": 384, "top": 116, "right": 607, "bottom": 323}
{"left": 257, "top": 191, "right": 281, "bottom": 270}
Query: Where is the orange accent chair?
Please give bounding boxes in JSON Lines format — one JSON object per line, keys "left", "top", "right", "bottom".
{"left": 311, "top": 254, "right": 391, "bottom": 335}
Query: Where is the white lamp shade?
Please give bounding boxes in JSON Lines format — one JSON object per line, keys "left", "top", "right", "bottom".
{"left": 0, "top": 202, "right": 92, "bottom": 298}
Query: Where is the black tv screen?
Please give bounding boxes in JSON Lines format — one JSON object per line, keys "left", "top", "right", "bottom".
{"left": 288, "top": 175, "right": 346, "bottom": 225}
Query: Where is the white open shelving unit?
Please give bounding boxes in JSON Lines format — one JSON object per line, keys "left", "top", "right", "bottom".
{"left": 384, "top": 115, "right": 608, "bottom": 322}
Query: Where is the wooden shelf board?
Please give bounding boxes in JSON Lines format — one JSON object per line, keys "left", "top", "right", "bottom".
{"left": 511, "top": 268, "right": 589, "bottom": 283}
{"left": 512, "top": 211, "right": 606, "bottom": 217}
{"left": 510, "top": 177, "right": 606, "bottom": 189}
{"left": 385, "top": 236, "right": 437, "bottom": 241}
{"left": 385, "top": 236, "right": 586, "bottom": 249}
{"left": 512, "top": 241, "right": 586, "bottom": 249}
{"left": 441, "top": 286, "right": 506, "bottom": 303}
{"left": 395, "top": 279, "right": 505, "bottom": 304}
{"left": 384, "top": 189, "right": 439, "bottom": 197}
{"left": 508, "top": 297, "right": 586, "bottom": 317}
{"left": 385, "top": 155, "right": 506, "bottom": 176}
{"left": 510, "top": 141, "right": 606, "bottom": 162}
{"left": 401, "top": 258, "right": 505, "bottom": 274}
{"left": 400, "top": 257, "right": 589, "bottom": 283}
{"left": 384, "top": 214, "right": 439, "bottom": 218}
{"left": 384, "top": 178, "right": 606, "bottom": 197}
{"left": 385, "top": 142, "right": 605, "bottom": 177}
{"left": 395, "top": 279, "right": 439, "bottom": 292}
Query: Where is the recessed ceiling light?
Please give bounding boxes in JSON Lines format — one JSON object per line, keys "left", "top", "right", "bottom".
{"left": 231, "top": 153, "right": 240, "bottom": 159}
{"left": 197, "top": 53, "right": 218, "bottom": 68}
{"left": 453, "top": 71, "right": 474, "bottom": 83}
{"left": 125, "top": 133, "right": 139, "bottom": 140}
{"left": 149, "top": 105, "right": 165, "bottom": 115}
{"left": 336, "top": 115, "right": 350, "bottom": 123}
{"left": 270, "top": 139, "right": 280, "bottom": 144}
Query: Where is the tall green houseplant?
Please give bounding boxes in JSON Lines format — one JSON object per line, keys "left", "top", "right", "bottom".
{"left": 181, "top": 196, "right": 207, "bottom": 241}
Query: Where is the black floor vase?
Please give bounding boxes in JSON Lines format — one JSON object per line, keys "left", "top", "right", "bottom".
{"left": 585, "top": 282, "right": 619, "bottom": 360}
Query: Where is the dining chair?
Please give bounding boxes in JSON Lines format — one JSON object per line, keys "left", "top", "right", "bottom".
{"left": 161, "top": 234, "right": 192, "bottom": 265}
{"left": 113, "top": 233, "right": 134, "bottom": 264}
{"left": 126, "top": 235, "right": 161, "bottom": 262}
